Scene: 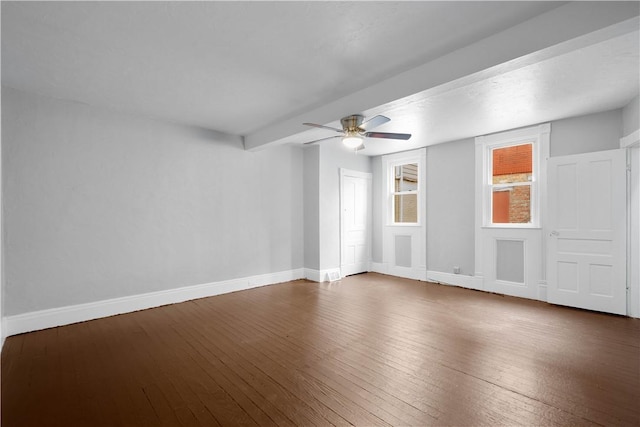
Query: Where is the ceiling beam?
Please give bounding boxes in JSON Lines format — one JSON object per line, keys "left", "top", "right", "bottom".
{"left": 243, "top": 2, "right": 639, "bottom": 151}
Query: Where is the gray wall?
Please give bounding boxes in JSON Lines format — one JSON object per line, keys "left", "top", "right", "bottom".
{"left": 623, "top": 95, "right": 639, "bottom": 136}
{"left": 550, "top": 109, "right": 622, "bottom": 157}
{"left": 371, "top": 108, "right": 625, "bottom": 276}
{"left": 3, "top": 83, "right": 628, "bottom": 317}
{"left": 426, "top": 138, "right": 475, "bottom": 275}
{"left": 2, "top": 87, "right": 304, "bottom": 315}
{"left": 303, "top": 145, "right": 320, "bottom": 270}
{"left": 370, "top": 139, "right": 476, "bottom": 273}
{"left": 302, "top": 141, "right": 371, "bottom": 272}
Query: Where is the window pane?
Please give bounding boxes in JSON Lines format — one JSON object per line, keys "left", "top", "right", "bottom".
{"left": 492, "top": 143, "right": 532, "bottom": 184}
{"left": 394, "top": 194, "right": 418, "bottom": 223}
{"left": 395, "top": 163, "right": 418, "bottom": 191}
{"left": 492, "top": 186, "right": 531, "bottom": 223}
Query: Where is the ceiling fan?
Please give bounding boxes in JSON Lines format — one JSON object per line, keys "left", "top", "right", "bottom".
{"left": 302, "top": 114, "right": 411, "bottom": 151}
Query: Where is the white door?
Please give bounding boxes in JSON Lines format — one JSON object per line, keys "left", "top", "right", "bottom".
{"left": 547, "top": 149, "right": 626, "bottom": 315}
{"left": 340, "top": 169, "right": 371, "bottom": 277}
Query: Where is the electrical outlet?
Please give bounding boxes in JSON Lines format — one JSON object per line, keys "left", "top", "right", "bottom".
{"left": 453, "top": 266, "right": 461, "bottom": 274}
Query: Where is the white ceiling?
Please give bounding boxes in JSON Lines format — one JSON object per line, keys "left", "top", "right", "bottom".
{"left": 311, "top": 29, "right": 640, "bottom": 155}
{"left": 2, "top": 1, "right": 639, "bottom": 156}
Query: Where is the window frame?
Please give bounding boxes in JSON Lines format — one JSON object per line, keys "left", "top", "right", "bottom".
{"left": 386, "top": 152, "right": 424, "bottom": 227}
{"left": 392, "top": 163, "right": 419, "bottom": 225}
{"left": 476, "top": 124, "right": 550, "bottom": 229}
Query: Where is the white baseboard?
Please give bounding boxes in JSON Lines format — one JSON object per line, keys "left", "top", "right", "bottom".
{"left": 369, "top": 262, "right": 388, "bottom": 274}
{"left": 370, "top": 263, "right": 427, "bottom": 281}
{"left": 391, "top": 266, "right": 427, "bottom": 281}
{"left": 304, "top": 268, "right": 322, "bottom": 282}
{"left": 538, "top": 281, "right": 548, "bottom": 302}
{"left": 427, "top": 270, "right": 483, "bottom": 290}
{"left": 304, "top": 267, "right": 341, "bottom": 282}
{"left": 4, "top": 268, "right": 305, "bottom": 337}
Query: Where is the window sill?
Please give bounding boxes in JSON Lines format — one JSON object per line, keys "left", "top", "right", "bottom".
{"left": 481, "top": 225, "right": 541, "bottom": 230}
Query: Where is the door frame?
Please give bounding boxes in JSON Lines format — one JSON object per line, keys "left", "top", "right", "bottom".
{"left": 381, "top": 148, "right": 427, "bottom": 281}
{"left": 621, "top": 130, "right": 640, "bottom": 318}
{"left": 339, "top": 168, "right": 372, "bottom": 277}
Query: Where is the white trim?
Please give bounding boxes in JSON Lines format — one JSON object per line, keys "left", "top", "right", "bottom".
{"left": 4, "top": 269, "right": 305, "bottom": 337}
{"left": 475, "top": 124, "right": 549, "bottom": 301}
{"left": 1, "top": 88, "right": 4, "bottom": 349}
{"left": 477, "top": 123, "right": 549, "bottom": 228}
{"left": 369, "top": 262, "right": 388, "bottom": 275}
{"left": 427, "top": 271, "right": 483, "bottom": 290}
{"left": 623, "top": 138, "right": 640, "bottom": 318}
{"left": 304, "top": 268, "right": 323, "bottom": 282}
{"left": 622, "top": 130, "right": 640, "bottom": 316}
{"left": 620, "top": 129, "right": 640, "bottom": 148}
{"left": 370, "top": 262, "right": 428, "bottom": 282}
{"left": 426, "top": 271, "right": 549, "bottom": 301}
{"left": 304, "top": 267, "right": 341, "bottom": 283}
{"left": 538, "top": 281, "right": 548, "bottom": 302}
{"left": 339, "top": 168, "right": 371, "bottom": 180}
{"left": 369, "top": 262, "right": 428, "bottom": 281}
{"left": 387, "top": 266, "right": 427, "bottom": 282}
{"left": 381, "top": 148, "right": 428, "bottom": 281}
{"left": 384, "top": 151, "right": 425, "bottom": 227}
{"left": 339, "top": 168, "right": 373, "bottom": 278}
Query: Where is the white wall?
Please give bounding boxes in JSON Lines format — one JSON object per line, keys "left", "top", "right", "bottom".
{"left": 2, "top": 87, "right": 304, "bottom": 316}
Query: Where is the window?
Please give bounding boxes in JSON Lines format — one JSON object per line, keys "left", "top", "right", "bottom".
{"left": 491, "top": 143, "right": 533, "bottom": 224}
{"left": 477, "top": 124, "right": 548, "bottom": 228}
{"left": 393, "top": 163, "right": 418, "bottom": 223}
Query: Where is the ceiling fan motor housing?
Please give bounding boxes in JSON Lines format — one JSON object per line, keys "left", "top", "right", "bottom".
{"left": 341, "top": 114, "right": 365, "bottom": 134}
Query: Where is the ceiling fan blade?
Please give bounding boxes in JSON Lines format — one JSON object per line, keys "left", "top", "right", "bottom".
{"left": 302, "top": 122, "right": 344, "bottom": 133}
{"left": 358, "top": 115, "right": 390, "bottom": 131}
{"left": 303, "top": 135, "right": 340, "bottom": 145}
{"left": 364, "top": 131, "right": 412, "bottom": 140}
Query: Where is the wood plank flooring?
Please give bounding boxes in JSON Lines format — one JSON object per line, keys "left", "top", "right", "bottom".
{"left": 2, "top": 273, "right": 639, "bottom": 426}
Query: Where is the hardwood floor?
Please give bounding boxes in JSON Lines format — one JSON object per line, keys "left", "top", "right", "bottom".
{"left": 2, "top": 273, "right": 639, "bottom": 426}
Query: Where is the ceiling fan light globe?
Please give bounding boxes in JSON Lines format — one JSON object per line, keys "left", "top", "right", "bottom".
{"left": 342, "top": 136, "right": 363, "bottom": 148}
